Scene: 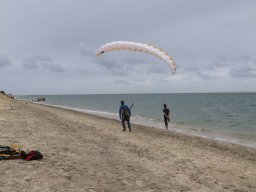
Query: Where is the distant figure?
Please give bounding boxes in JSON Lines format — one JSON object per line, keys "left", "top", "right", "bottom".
{"left": 163, "top": 104, "right": 170, "bottom": 129}
{"left": 119, "top": 100, "right": 131, "bottom": 132}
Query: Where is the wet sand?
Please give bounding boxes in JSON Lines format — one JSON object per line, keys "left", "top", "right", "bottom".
{"left": 0, "top": 94, "right": 256, "bottom": 192}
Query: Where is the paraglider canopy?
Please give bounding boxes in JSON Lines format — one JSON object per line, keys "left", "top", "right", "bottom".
{"left": 96, "top": 41, "right": 176, "bottom": 75}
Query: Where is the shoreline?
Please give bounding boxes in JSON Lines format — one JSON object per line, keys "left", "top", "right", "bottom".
{"left": 27, "top": 100, "right": 256, "bottom": 160}
{"left": 1, "top": 96, "right": 256, "bottom": 191}
{"left": 18, "top": 99, "right": 256, "bottom": 158}
{"left": 28, "top": 100, "right": 256, "bottom": 149}
{"left": 17, "top": 93, "right": 256, "bottom": 149}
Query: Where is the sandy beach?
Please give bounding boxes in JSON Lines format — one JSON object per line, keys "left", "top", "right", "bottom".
{"left": 0, "top": 94, "right": 256, "bottom": 192}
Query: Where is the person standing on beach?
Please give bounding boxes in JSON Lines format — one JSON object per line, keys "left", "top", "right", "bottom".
{"left": 163, "top": 104, "right": 170, "bottom": 129}
{"left": 119, "top": 100, "right": 131, "bottom": 132}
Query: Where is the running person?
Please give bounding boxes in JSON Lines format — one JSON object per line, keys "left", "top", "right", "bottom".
{"left": 163, "top": 104, "right": 170, "bottom": 129}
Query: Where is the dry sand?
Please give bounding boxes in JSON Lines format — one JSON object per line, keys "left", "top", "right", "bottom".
{"left": 0, "top": 94, "right": 256, "bottom": 192}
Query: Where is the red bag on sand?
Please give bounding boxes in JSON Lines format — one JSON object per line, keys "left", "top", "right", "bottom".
{"left": 24, "top": 150, "right": 43, "bottom": 161}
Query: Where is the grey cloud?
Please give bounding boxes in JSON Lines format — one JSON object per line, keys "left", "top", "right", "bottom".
{"left": 216, "top": 55, "right": 256, "bottom": 67}
{"left": 93, "top": 57, "right": 130, "bottom": 76}
{"left": 35, "top": 56, "right": 52, "bottom": 62}
{"left": 230, "top": 66, "right": 256, "bottom": 78}
{"left": 215, "top": 55, "right": 256, "bottom": 78}
{"left": 93, "top": 57, "right": 119, "bottom": 69}
{"left": 179, "top": 60, "right": 218, "bottom": 79}
{"left": 93, "top": 52, "right": 171, "bottom": 76}
{"left": 78, "top": 43, "right": 95, "bottom": 57}
{"left": 39, "top": 60, "right": 65, "bottom": 72}
{"left": 22, "top": 58, "right": 38, "bottom": 69}
{"left": 215, "top": 56, "right": 237, "bottom": 68}
{"left": 196, "top": 71, "right": 218, "bottom": 80}
{"left": 22, "top": 56, "right": 65, "bottom": 72}
{"left": 122, "top": 56, "right": 149, "bottom": 65}
{"left": 178, "top": 61, "right": 200, "bottom": 72}
{"left": 77, "top": 69, "right": 89, "bottom": 74}
{"left": 147, "top": 62, "right": 169, "bottom": 75}
{"left": 0, "top": 56, "right": 12, "bottom": 68}
{"left": 44, "top": 63, "right": 65, "bottom": 72}
{"left": 103, "top": 65, "right": 130, "bottom": 76}
{"left": 1, "top": 0, "right": 256, "bottom": 94}
{"left": 115, "top": 80, "right": 132, "bottom": 86}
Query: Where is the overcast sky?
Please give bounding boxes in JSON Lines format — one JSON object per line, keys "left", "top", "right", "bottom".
{"left": 0, "top": 0, "right": 256, "bottom": 95}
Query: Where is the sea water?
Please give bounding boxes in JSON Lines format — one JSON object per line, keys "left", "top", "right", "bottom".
{"left": 19, "top": 93, "right": 256, "bottom": 147}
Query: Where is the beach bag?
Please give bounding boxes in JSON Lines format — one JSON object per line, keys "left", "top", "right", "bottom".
{"left": 0, "top": 145, "right": 22, "bottom": 160}
{"left": 24, "top": 150, "right": 43, "bottom": 161}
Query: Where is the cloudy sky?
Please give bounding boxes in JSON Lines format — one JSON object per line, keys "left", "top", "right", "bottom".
{"left": 0, "top": 0, "right": 255, "bottom": 95}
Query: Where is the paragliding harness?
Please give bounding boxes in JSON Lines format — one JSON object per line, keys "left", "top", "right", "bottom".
{"left": 0, "top": 145, "right": 23, "bottom": 160}
{"left": 122, "top": 109, "right": 130, "bottom": 121}
{"left": 0, "top": 145, "right": 43, "bottom": 161}
{"left": 122, "top": 103, "right": 134, "bottom": 121}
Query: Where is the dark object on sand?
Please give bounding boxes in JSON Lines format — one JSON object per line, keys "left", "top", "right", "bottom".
{"left": 0, "top": 146, "right": 43, "bottom": 161}
{"left": 0, "top": 145, "right": 22, "bottom": 160}
{"left": 37, "top": 97, "right": 46, "bottom": 102}
{"left": 23, "top": 150, "right": 43, "bottom": 161}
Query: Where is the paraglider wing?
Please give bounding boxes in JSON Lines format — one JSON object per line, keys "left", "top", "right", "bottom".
{"left": 96, "top": 41, "right": 176, "bottom": 75}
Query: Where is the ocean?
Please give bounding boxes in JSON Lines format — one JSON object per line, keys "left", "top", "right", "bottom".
{"left": 18, "top": 93, "right": 256, "bottom": 148}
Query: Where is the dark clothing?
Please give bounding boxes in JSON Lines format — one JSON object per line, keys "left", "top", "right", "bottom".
{"left": 163, "top": 107, "right": 170, "bottom": 129}
{"left": 163, "top": 108, "right": 169, "bottom": 117}
{"left": 122, "top": 119, "right": 131, "bottom": 132}
{"left": 119, "top": 104, "right": 131, "bottom": 120}
{"left": 119, "top": 104, "right": 131, "bottom": 132}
